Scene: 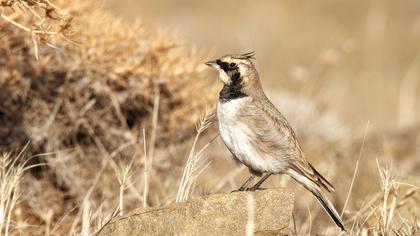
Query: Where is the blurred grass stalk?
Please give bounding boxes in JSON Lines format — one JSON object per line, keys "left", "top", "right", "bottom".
{"left": 0, "top": 153, "right": 22, "bottom": 236}
{"left": 176, "top": 108, "right": 214, "bottom": 203}
{"left": 397, "top": 50, "right": 420, "bottom": 129}
{"left": 143, "top": 84, "right": 160, "bottom": 208}
{"left": 0, "top": 144, "right": 38, "bottom": 236}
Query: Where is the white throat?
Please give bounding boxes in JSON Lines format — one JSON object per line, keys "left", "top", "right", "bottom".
{"left": 217, "top": 69, "right": 231, "bottom": 84}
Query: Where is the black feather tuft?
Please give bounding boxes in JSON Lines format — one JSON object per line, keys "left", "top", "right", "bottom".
{"left": 235, "top": 51, "right": 256, "bottom": 60}
{"left": 313, "top": 190, "right": 345, "bottom": 231}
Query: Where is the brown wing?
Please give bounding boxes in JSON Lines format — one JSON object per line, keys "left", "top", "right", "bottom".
{"left": 244, "top": 96, "right": 335, "bottom": 192}
{"left": 289, "top": 161, "right": 335, "bottom": 192}
{"left": 236, "top": 99, "right": 301, "bottom": 166}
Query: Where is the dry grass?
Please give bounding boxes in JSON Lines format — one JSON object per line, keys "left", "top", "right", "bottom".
{"left": 176, "top": 107, "right": 215, "bottom": 203}
{"left": 1, "top": 0, "right": 420, "bottom": 235}
{"left": 1, "top": 0, "right": 217, "bottom": 150}
{"left": 1, "top": 0, "right": 218, "bottom": 234}
{"left": 0, "top": 143, "right": 47, "bottom": 235}
{"left": 0, "top": 150, "right": 26, "bottom": 236}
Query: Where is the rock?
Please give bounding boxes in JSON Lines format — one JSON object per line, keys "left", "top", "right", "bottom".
{"left": 97, "top": 188, "right": 294, "bottom": 236}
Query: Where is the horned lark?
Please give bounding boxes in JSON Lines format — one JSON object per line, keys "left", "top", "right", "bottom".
{"left": 205, "top": 52, "right": 345, "bottom": 231}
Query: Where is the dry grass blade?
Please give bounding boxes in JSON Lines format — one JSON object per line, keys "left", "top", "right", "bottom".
{"left": 341, "top": 121, "right": 370, "bottom": 217}
{"left": 141, "top": 83, "right": 160, "bottom": 208}
{"left": 375, "top": 159, "right": 399, "bottom": 235}
{"left": 0, "top": 144, "right": 33, "bottom": 236}
{"left": 176, "top": 108, "right": 215, "bottom": 202}
{"left": 349, "top": 159, "right": 419, "bottom": 236}
{"left": 142, "top": 128, "right": 149, "bottom": 208}
{"left": 116, "top": 158, "right": 135, "bottom": 216}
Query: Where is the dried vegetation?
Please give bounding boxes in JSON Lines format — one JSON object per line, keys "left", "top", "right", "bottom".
{"left": 1, "top": 0, "right": 217, "bottom": 234}
{"left": 0, "top": 0, "right": 419, "bottom": 235}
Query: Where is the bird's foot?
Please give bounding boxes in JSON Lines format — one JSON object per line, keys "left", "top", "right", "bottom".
{"left": 232, "top": 187, "right": 266, "bottom": 192}
{"left": 245, "top": 187, "right": 267, "bottom": 192}
{"left": 231, "top": 187, "right": 247, "bottom": 193}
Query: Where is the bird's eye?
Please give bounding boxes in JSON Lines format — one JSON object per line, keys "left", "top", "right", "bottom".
{"left": 229, "top": 62, "right": 237, "bottom": 68}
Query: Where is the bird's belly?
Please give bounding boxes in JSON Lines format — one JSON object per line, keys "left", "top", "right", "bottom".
{"left": 219, "top": 121, "right": 282, "bottom": 174}
{"left": 217, "top": 100, "right": 284, "bottom": 174}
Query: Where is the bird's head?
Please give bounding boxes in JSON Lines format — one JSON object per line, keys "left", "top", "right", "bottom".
{"left": 205, "top": 52, "right": 259, "bottom": 86}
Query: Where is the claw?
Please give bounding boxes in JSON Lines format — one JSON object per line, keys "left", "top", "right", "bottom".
{"left": 245, "top": 187, "right": 267, "bottom": 192}
{"left": 231, "top": 187, "right": 246, "bottom": 193}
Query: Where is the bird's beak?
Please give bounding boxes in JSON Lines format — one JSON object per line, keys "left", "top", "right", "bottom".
{"left": 205, "top": 60, "right": 219, "bottom": 69}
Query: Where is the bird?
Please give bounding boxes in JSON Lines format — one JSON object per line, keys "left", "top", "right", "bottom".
{"left": 205, "top": 51, "right": 345, "bottom": 231}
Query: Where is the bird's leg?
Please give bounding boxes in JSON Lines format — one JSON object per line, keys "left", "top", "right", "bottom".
{"left": 232, "top": 175, "right": 256, "bottom": 192}
{"left": 247, "top": 173, "right": 272, "bottom": 191}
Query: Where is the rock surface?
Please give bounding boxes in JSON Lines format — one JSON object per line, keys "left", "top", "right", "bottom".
{"left": 97, "top": 188, "right": 294, "bottom": 236}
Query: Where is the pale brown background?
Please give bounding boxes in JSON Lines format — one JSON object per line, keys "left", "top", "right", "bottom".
{"left": 108, "top": 0, "right": 420, "bottom": 132}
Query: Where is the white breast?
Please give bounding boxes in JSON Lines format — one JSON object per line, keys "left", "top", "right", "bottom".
{"left": 217, "top": 97, "right": 249, "bottom": 156}
{"left": 217, "top": 98, "right": 249, "bottom": 122}
{"left": 217, "top": 98, "right": 284, "bottom": 174}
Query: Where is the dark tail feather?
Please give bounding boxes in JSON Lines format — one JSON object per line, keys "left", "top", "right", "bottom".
{"left": 288, "top": 169, "right": 345, "bottom": 231}
{"left": 308, "top": 163, "right": 335, "bottom": 192}
{"left": 312, "top": 188, "right": 345, "bottom": 231}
